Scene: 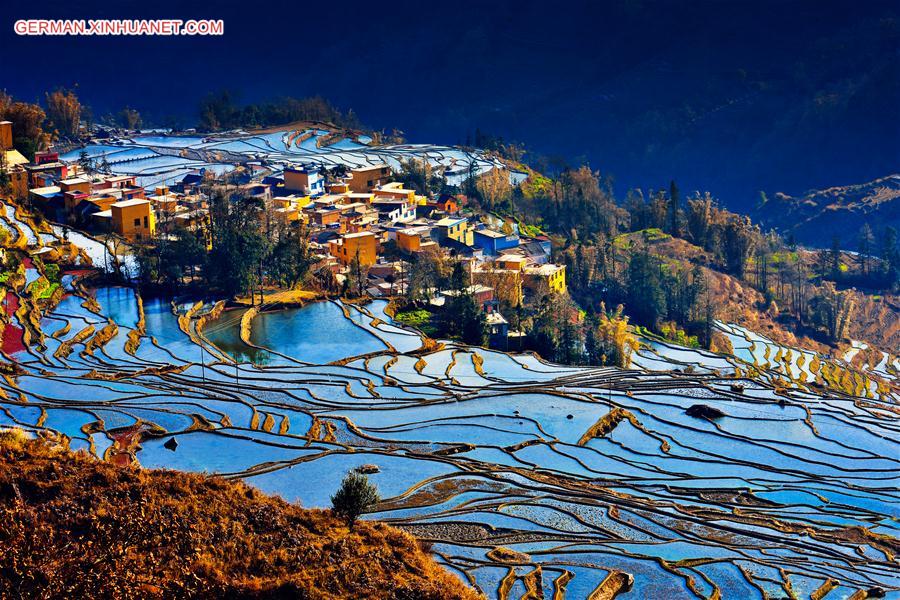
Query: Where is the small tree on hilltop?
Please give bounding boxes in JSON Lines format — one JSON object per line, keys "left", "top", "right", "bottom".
{"left": 331, "top": 471, "right": 380, "bottom": 529}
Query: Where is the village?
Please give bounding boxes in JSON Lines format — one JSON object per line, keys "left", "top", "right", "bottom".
{"left": 0, "top": 119, "right": 567, "bottom": 349}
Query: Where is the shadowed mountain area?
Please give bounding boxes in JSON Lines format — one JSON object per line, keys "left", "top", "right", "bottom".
{"left": 1, "top": 0, "right": 897, "bottom": 207}
{"left": 754, "top": 174, "right": 900, "bottom": 247}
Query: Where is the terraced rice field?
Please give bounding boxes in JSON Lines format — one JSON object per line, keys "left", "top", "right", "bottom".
{"left": 60, "top": 129, "right": 527, "bottom": 189}
{"left": 1, "top": 210, "right": 897, "bottom": 598}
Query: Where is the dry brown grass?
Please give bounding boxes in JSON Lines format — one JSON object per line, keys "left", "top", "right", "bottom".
{"left": 0, "top": 432, "right": 482, "bottom": 600}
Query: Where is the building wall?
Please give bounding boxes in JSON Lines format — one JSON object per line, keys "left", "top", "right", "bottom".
{"left": 331, "top": 233, "right": 377, "bottom": 266}
{"left": 524, "top": 265, "right": 567, "bottom": 295}
{"left": 548, "top": 266, "right": 566, "bottom": 293}
{"left": 348, "top": 166, "right": 391, "bottom": 193}
{"left": 0, "top": 121, "right": 12, "bottom": 150}
{"left": 60, "top": 180, "right": 90, "bottom": 194}
{"left": 397, "top": 231, "right": 421, "bottom": 253}
{"left": 438, "top": 198, "right": 458, "bottom": 213}
{"left": 375, "top": 189, "right": 414, "bottom": 203}
{"left": 316, "top": 211, "right": 341, "bottom": 226}
{"left": 496, "top": 257, "right": 525, "bottom": 271}
{"left": 284, "top": 170, "right": 322, "bottom": 194}
{"left": 473, "top": 231, "right": 518, "bottom": 255}
{"left": 111, "top": 202, "right": 155, "bottom": 240}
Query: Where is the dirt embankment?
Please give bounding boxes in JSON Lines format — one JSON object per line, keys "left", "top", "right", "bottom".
{"left": 0, "top": 430, "right": 482, "bottom": 600}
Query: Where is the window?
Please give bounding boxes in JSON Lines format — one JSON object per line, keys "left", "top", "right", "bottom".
{"left": 133, "top": 218, "right": 141, "bottom": 227}
{"left": 143, "top": 216, "right": 148, "bottom": 228}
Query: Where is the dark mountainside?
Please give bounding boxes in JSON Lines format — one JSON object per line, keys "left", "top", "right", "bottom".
{"left": 1, "top": 0, "right": 897, "bottom": 208}
{"left": 754, "top": 174, "right": 900, "bottom": 247}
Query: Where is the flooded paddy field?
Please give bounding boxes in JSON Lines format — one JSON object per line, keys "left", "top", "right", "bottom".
{"left": 1, "top": 269, "right": 897, "bottom": 597}
{"left": 0, "top": 211, "right": 897, "bottom": 598}
{"left": 61, "top": 129, "right": 527, "bottom": 189}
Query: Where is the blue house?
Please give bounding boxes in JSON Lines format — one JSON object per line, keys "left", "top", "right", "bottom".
{"left": 473, "top": 228, "right": 519, "bottom": 255}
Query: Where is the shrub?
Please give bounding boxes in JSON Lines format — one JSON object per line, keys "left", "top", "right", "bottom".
{"left": 331, "top": 471, "right": 380, "bottom": 528}
{"left": 0, "top": 436, "right": 481, "bottom": 599}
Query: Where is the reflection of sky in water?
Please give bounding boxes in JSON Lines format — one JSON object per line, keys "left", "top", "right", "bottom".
{"left": 3, "top": 287, "right": 897, "bottom": 598}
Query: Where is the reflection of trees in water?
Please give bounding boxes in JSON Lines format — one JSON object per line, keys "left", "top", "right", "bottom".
{"left": 5, "top": 286, "right": 898, "bottom": 599}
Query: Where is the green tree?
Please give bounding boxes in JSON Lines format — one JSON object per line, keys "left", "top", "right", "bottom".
{"left": 77, "top": 149, "right": 95, "bottom": 175}
{"left": 722, "top": 216, "right": 757, "bottom": 279}
{"left": 347, "top": 248, "right": 369, "bottom": 298}
{"left": 206, "top": 192, "right": 270, "bottom": 297}
{"left": 269, "top": 228, "right": 313, "bottom": 288}
{"left": 857, "top": 224, "right": 874, "bottom": 276}
{"left": 686, "top": 193, "right": 713, "bottom": 248}
{"left": 667, "top": 180, "right": 681, "bottom": 237}
{"left": 626, "top": 249, "right": 666, "bottom": 328}
{"left": 879, "top": 226, "right": 899, "bottom": 288}
{"left": 331, "top": 471, "right": 380, "bottom": 529}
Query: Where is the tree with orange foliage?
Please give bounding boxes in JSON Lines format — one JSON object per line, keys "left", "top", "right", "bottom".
{"left": 45, "top": 88, "right": 82, "bottom": 139}
{"left": 0, "top": 91, "right": 51, "bottom": 160}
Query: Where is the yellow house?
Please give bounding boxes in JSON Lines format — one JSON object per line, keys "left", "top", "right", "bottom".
{"left": 59, "top": 177, "right": 91, "bottom": 194}
{"left": 1, "top": 122, "right": 29, "bottom": 199}
{"left": 111, "top": 198, "right": 155, "bottom": 241}
{"left": 524, "top": 263, "right": 567, "bottom": 294}
{"left": 2, "top": 154, "right": 28, "bottom": 200}
{"left": 274, "top": 194, "right": 311, "bottom": 210}
{"left": 374, "top": 181, "right": 416, "bottom": 202}
{"left": 434, "top": 217, "right": 473, "bottom": 246}
{"left": 330, "top": 231, "right": 377, "bottom": 266}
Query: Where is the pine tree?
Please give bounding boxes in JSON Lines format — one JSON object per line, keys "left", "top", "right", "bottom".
{"left": 331, "top": 471, "right": 380, "bottom": 529}
{"left": 668, "top": 180, "right": 680, "bottom": 237}
{"left": 857, "top": 224, "right": 874, "bottom": 276}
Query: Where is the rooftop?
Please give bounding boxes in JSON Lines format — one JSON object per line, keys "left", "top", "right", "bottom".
{"left": 29, "top": 185, "right": 61, "bottom": 197}
{"left": 525, "top": 263, "right": 565, "bottom": 275}
{"left": 112, "top": 198, "right": 151, "bottom": 209}
{"left": 435, "top": 217, "right": 465, "bottom": 227}
{"left": 352, "top": 163, "right": 389, "bottom": 172}
{"left": 474, "top": 228, "right": 509, "bottom": 239}
{"left": 3, "top": 149, "right": 28, "bottom": 168}
{"left": 344, "top": 231, "right": 376, "bottom": 239}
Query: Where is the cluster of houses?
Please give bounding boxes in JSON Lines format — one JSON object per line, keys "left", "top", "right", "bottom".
{"left": 259, "top": 162, "right": 567, "bottom": 346}
{"left": 2, "top": 119, "right": 567, "bottom": 347}
{"left": 3, "top": 121, "right": 158, "bottom": 242}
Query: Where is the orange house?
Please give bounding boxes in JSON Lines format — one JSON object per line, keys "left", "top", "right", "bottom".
{"left": 111, "top": 198, "right": 155, "bottom": 241}
{"left": 348, "top": 164, "right": 391, "bottom": 192}
{"left": 0, "top": 121, "right": 12, "bottom": 150}
{"left": 330, "top": 231, "right": 377, "bottom": 266}
{"left": 436, "top": 195, "right": 459, "bottom": 214}
{"left": 397, "top": 229, "right": 422, "bottom": 253}
{"left": 59, "top": 177, "right": 91, "bottom": 195}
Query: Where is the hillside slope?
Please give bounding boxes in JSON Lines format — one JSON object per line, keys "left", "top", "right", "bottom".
{"left": 611, "top": 229, "right": 900, "bottom": 356}
{"left": 0, "top": 430, "right": 481, "bottom": 600}
{"left": 755, "top": 174, "right": 900, "bottom": 246}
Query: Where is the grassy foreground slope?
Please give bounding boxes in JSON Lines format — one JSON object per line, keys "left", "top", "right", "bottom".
{"left": 0, "top": 430, "right": 481, "bottom": 600}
